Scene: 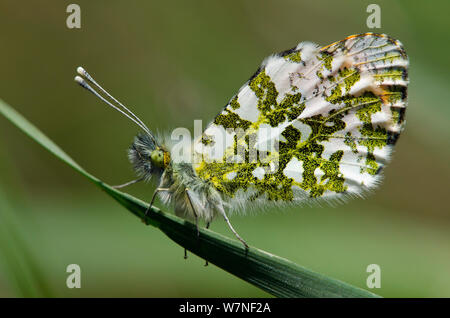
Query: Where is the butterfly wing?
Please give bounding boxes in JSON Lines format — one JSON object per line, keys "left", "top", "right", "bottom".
{"left": 193, "top": 33, "right": 408, "bottom": 209}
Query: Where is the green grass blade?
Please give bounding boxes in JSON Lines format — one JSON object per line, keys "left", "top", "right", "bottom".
{"left": 0, "top": 99, "right": 380, "bottom": 298}
{"left": 0, "top": 189, "right": 52, "bottom": 297}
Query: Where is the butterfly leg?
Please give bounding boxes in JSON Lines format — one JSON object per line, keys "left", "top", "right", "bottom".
{"left": 186, "top": 189, "right": 211, "bottom": 266}
{"left": 112, "top": 177, "right": 144, "bottom": 189}
{"left": 185, "top": 189, "right": 200, "bottom": 236}
{"left": 143, "top": 187, "right": 170, "bottom": 224}
{"left": 204, "top": 222, "right": 210, "bottom": 267}
{"left": 219, "top": 206, "right": 249, "bottom": 251}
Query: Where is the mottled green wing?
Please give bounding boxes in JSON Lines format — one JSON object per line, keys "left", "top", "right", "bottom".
{"left": 193, "top": 33, "right": 408, "bottom": 210}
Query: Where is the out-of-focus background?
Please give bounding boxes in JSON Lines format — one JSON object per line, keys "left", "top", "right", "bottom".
{"left": 0, "top": 0, "right": 449, "bottom": 297}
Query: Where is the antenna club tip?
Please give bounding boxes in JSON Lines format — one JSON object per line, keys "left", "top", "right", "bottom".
{"left": 74, "top": 75, "right": 84, "bottom": 84}
{"left": 77, "top": 66, "right": 86, "bottom": 75}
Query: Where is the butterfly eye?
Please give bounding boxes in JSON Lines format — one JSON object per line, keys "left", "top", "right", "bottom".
{"left": 150, "top": 149, "right": 165, "bottom": 168}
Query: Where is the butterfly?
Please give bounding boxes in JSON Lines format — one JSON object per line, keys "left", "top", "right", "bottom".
{"left": 75, "top": 33, "right": 408, "bottom": 250}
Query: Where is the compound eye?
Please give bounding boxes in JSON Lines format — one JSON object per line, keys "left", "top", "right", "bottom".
{"left": 150, "top": 149, "right": 164, "bottom": 168}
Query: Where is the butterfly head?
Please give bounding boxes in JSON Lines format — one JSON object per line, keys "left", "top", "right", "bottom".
{"left": 150, "top": 146, "right": 171, "bottom": 169}
{"left": 128, "top": 133, "right": 171, "bottom": 181}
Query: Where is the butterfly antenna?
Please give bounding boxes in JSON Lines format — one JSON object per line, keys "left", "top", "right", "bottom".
{"left": 74, "top": 75, "right": 150, "bottom": 135}
{"left": 76, "top": 67, "right": 150, "bottom": 132}
{"left": 75, "top": 67, "right": 157, "bottom": 142}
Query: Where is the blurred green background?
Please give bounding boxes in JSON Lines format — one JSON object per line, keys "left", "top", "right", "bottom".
{"left": 0, "top": 0, "right": 449, "bottom": 297}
